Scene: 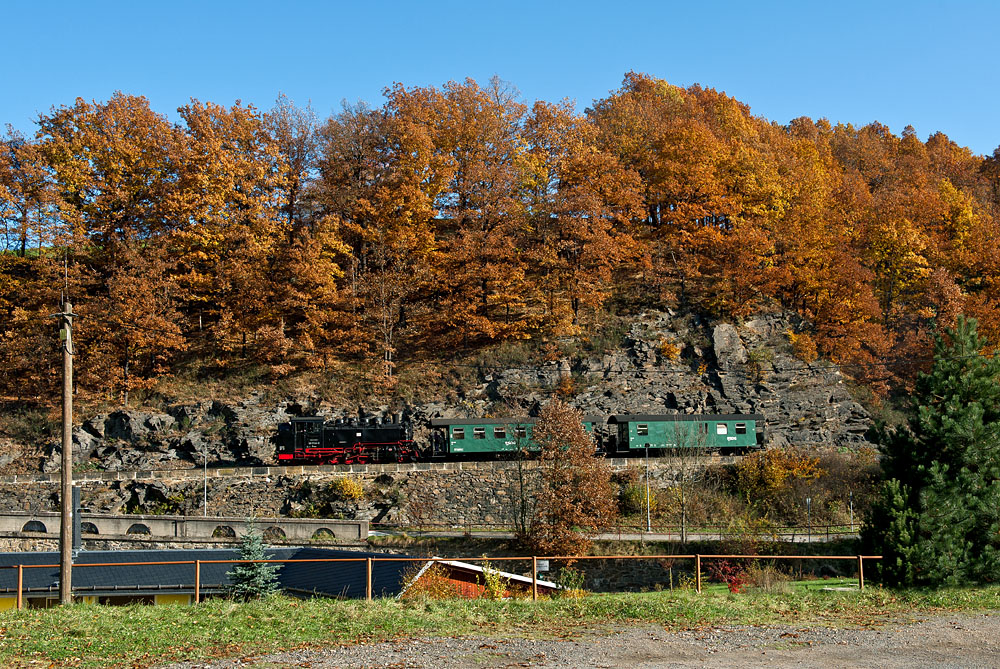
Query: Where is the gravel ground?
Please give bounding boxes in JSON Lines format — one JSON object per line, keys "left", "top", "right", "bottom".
{"left": 164, "top": 611, "right": 1000, "bottom": 668}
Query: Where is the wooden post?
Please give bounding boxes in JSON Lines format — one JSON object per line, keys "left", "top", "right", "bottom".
{"left": 857, "top": 555, "right": 864, "bottom": 590}
{"left": 532, "top": 557, "right": 537, "bottom": 602}
{"left": 695, "top": 554, "right": 702, "bottom": 593}
{"left": 16, "top": 564, "right": 23, "bottom": 610}
{"left": 59, "top": 300, "right": 74, "bottom": 605}
{"left": 366, "top": 558, "right": 373, "bottom": 601}
{"left": 194, "top": 560, "right": 201, "bottom": 603}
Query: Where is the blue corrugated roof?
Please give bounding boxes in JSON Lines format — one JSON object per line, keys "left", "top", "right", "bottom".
{"left": 0, "top": 548, "right": 416, "bottom": 599}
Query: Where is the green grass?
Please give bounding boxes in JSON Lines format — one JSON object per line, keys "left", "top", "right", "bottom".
{"left": 2, "top": 586, "right": 999, "bottom": 668}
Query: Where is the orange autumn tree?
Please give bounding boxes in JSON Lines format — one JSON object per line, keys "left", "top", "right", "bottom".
{"left": 392, "top": 77, "right": 534, "bottom": 344}
{"left": 33, "top": 93, "right": 188, "bottom": 401}
{"left": 522, "top": 400, "right": 617, "bottom": 555}
{"left": 171, "top": 99, "right": 288, "bottom": 366}
{"left": 522, "top": 99, "right": 643, "bottom": 333}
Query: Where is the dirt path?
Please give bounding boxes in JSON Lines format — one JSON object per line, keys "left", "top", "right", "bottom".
{"left": 168, "top": 611, "right": 1000, "bottom": 668}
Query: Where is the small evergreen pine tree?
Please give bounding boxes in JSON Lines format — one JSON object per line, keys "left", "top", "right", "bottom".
{"left": 863, "top": 316, "right": 1000, "bottom": 586}
{"left": 226, "top": 520, "right": 281, "bottom": 600}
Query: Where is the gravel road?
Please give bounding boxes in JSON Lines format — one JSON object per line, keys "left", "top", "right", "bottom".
{"left": 165, "top": 611, "right": 1000, "bottom": 668}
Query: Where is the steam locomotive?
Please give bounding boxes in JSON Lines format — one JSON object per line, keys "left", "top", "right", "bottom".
{"left": 275, "top": 412, "right": 765, "bottom": 465}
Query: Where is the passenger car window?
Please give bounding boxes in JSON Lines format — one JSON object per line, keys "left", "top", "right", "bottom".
{"left": 716, "top": 423, "right": 728, "bottom": 435}
{"left": 637, "top": 424, "right": 648, "bottom": 436}
{"left": 453, "top": 428, "right": 465, "bottom": 440}
{"left": 736, "top": 423, "right": 747, "bottom": 435}
{"left": 474, "top": 427, "right": 486, "bottom": 439}
{"left": 494, "top": 427, "right": 506, "bottom": 438}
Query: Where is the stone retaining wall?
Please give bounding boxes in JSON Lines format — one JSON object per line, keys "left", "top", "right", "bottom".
{"left": 0, "top": 456, "right": 731, "bottom": 528}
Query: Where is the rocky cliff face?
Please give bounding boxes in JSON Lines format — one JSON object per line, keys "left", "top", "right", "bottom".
{"left": 14, "top": 310, "right": 871, "bottom": 474}
{"left": 46, "top": 396, "right": 299, "bottom": 473}
{"left": 485, "top": 311, "right": 871, "bottom": 448}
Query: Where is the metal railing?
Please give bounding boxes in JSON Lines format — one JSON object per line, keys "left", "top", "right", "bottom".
{"left": 1, "top": 553, "right": 882, "bottom": 610}
{"left": 372, "top": 521, "right": 862, "bottom": 541}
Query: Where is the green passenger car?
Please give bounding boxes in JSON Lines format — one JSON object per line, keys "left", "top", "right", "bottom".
{"left": 428, "top": 417, "right": 602, "bottom": 456}
{"left": 607, "top": 414, "right": 764, "bottom": 453}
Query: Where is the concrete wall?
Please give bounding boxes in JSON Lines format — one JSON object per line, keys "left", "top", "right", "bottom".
{"left": 0, "top": 512, "right": 367, "bottom": 541}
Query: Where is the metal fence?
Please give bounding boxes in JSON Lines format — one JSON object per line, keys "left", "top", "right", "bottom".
{"left": 1, "top": 553, "right": 882, "bottom": 610}
{"left": 372, "top": 521, "right": 862, "bottom": 541}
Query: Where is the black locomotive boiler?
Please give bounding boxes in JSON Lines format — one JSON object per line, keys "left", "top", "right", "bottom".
{"left": 275, "top": 415, "right": 419, "bottom": 465}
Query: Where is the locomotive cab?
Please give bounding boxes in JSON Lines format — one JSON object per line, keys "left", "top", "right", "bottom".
{"left": 276, "top": 417, "right": 325, "bottom": 461}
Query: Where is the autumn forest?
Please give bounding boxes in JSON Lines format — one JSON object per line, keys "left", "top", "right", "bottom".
{"left": 3, "top": 72, "right": 1000, "bottom": 406}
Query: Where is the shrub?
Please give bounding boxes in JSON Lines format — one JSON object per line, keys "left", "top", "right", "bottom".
{"left": 743, "top": 562, "right": 791, "bottom": 593}
{"left": 0, "top": 407, "right": 58, "bottom": 445}
{"left": 787, "top": 330, "right": 818, "bottom": 363}
{"left": 732, "top": 448, "right": 823, "bottom": 507}
{"left": 555, "top": 376, "right": 575, "bottom": 398}
{"left": 745, "top": 347, "right": 774, "bottom": 383}
{"left": 552, "top": 565, "right": 586, "bottom": 598}
{"left": 705, "top": 559, "right": 747, "bottom": 593}
{"left": 480, "top": 558, "right": 509, "bottom": 601}
{"left": 659, "top": 339, "right": 681, "bottom": 362}
{"left": 720, "top": 511, "right": 777, "bottom": 555}
{"left": 331, "top": 476, "right": 365, "bottom": 501}
{"left": 399, "top": 562, "right": 459, "bottom": 600}
{"left": 620, "top": 482, "right": 657, "bottom": 517}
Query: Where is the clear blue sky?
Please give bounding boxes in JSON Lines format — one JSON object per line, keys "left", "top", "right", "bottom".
{"left": 5, "top": 0, "right": 998, "bottom": 155}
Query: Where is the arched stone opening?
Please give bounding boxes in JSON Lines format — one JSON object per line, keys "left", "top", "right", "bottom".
{"left": 126, "top": 523, "right": 151, "bottom": 535}
{"left": 21, "top": 520, "right": 46, "bottom": 533}
{"left": 212, "top": 525, "right": 236, "bottom": 538}
{"left": 262, "top": 526, "right": 286, "bottom": 542}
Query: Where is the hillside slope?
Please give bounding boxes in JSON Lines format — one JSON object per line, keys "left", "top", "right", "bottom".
{"left": 0, "top": 310, "right": 871, "bottom": 475}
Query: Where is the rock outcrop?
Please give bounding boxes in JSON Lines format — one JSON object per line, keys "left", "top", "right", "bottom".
{"left": 17, "top": 309, "right": 872, "bottom": 475}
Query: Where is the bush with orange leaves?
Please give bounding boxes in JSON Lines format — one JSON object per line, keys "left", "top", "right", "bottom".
{"left": 399, "top": 561, "right": 461, "bottom": 600}
{"left": 733, "top": 448, "right": 823, "bottom": 509}
{"left": 786, "top": 330, "right": 818, "bottom": 363}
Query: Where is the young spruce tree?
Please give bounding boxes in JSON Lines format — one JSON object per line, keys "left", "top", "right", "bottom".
{"left": 863, "top": 316, "right": 1000, "bottom": 586}
{"left": 227, "top": 520, "right": 281, "bottom": 600}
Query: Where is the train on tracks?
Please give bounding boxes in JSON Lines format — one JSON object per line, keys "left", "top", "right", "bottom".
{"left": 275, "top": 412, "right": 765, "bottom": 465}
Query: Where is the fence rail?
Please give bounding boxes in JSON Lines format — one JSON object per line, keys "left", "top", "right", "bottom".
{"left": 1, "top": 553, "right": 882, "bottom": 610}
{"left": 373, "top": 521, "right": 861, "bottom": 541}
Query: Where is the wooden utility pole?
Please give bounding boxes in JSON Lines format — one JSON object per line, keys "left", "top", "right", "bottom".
{"left": 58, "top": 300, "right": 74, "bottom": 604}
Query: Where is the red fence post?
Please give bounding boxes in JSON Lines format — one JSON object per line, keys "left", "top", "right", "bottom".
{"left": 194, "top": 560, "right": 201, "bottom": 603}
{"left": 16, "top": 565, "right": 23, "bottom": 610}
{"left": 858, "top": 555, "right": 865, "bottom": 590}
